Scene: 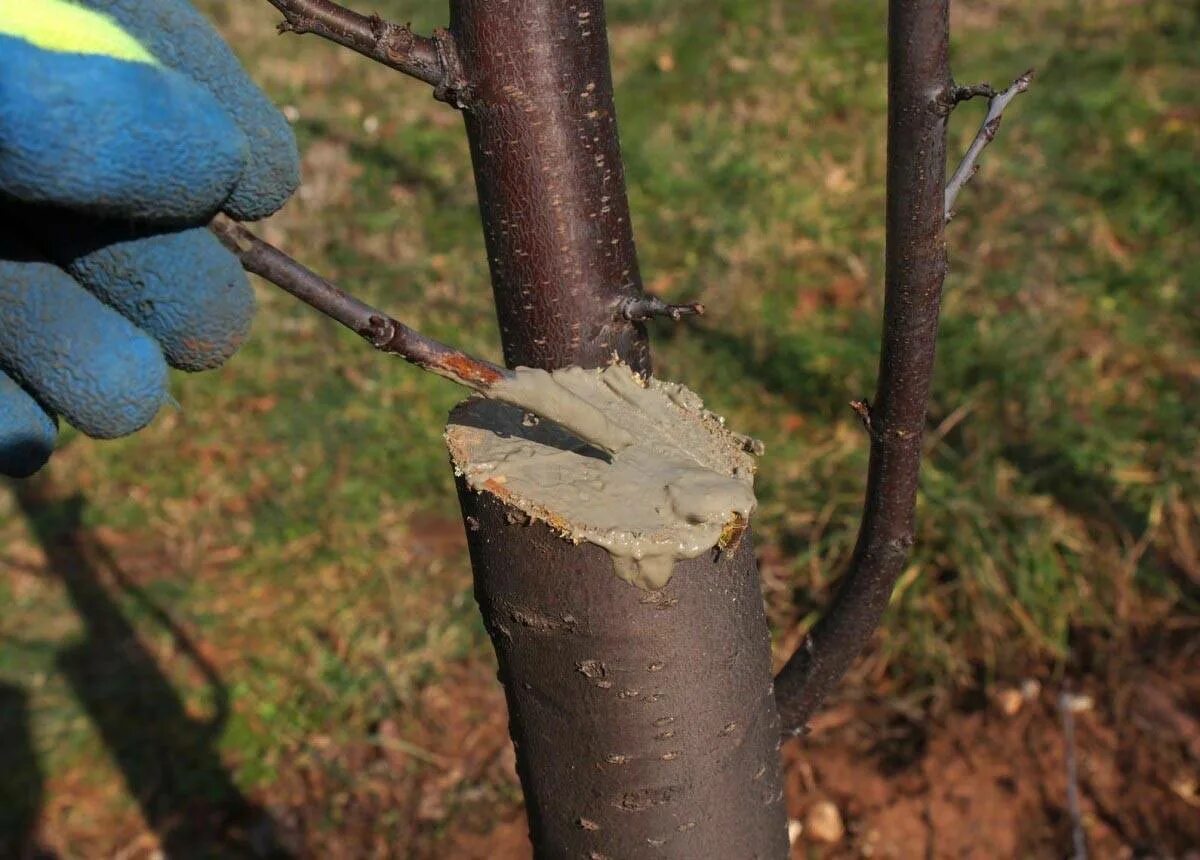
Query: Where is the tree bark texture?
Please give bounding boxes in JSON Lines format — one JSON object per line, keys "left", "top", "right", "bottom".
{"left": 451, "top": 0, "right": 651, "bottom": 374}
{"left": 456, "top": 478, "right": 787, "bottom": 857}
{"left": 447, "top": 0, "right": 788, "bottom": 855}
{"left": 773, "top": 0, "right": 952, "bottom": 733}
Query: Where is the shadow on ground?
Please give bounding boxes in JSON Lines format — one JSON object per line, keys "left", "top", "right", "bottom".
{"left": 0, "top": 681, "right": 47, "bottom": 859}
{"left": 5, "top": 479, "right": 290, "bottom": 859}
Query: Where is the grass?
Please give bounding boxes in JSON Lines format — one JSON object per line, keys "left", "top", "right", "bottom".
{"left": 0, "top": 0, "right": 1196, "bottom": 852}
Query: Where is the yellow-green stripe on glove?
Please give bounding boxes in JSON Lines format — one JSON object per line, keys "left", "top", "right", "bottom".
{"left": 0, "top": 0, "right": 300, "bottom": 477}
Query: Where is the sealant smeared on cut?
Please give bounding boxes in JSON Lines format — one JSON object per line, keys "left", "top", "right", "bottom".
{"left": 445, "top": 363, "right": 761, "bottom": 590}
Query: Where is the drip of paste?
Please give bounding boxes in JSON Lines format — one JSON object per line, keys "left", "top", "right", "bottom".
{"left": 446, "top": 363, "right": 761, "bottom": 590}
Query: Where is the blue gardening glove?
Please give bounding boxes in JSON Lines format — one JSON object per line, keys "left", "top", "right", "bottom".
{"left": 0, "top": 0, "right": 300, "bottom": 477}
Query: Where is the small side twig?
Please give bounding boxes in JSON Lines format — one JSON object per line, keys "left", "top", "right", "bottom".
{"left": 264, "top": 0, "right": 466, "bottom": 102}
{"left": 210, "top": 215, "right": 507, "bottom": 391}
{"left": 618, "top": 295, "right": 705, "bottom": 322}
{"left": 1058, "top": 690, "right": 1089, "bottom": 860}
{"left": 849, "top": 398, "right": 877, "bottom": 439}
{"left": 944, "top": 69, "right": 1034, "bottom": 220}
{"left": 951, "top": 81, "right": 997, "bottom": 103}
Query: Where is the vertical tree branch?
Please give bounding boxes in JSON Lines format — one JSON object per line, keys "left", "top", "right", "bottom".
{"left": 450, "top": 0, "right": 652, "bottom": 373}
{"left": 773, "top": 0, "right": 953, "bottom": 735}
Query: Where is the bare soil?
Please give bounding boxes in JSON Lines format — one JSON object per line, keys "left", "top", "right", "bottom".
{"left": 9, "top": 506, "right": 1198, "bottom": 859}
{"left": 258, "top": 644, "right": 1200, "bottom": 859}
{"left": 781, "top": 659, "right": 1200, "bottom": 858}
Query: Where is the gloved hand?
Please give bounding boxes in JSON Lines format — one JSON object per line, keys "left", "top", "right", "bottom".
{"left": 0, "top": 0, "right": 300, "bottom": 477}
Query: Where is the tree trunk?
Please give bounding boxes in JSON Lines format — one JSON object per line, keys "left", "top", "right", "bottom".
{"left": 455, "top": 482, "right": 786, "bottom": 857}
{"left": 250, "top": 0, "right": 987, "bottom": 850}
{"left": 447, "top": 0, "right": 788, "bottom": 855}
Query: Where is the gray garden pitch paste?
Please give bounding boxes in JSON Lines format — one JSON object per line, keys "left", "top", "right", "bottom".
{"left": 447, "top": 363, "right": 761, "bottom": 590}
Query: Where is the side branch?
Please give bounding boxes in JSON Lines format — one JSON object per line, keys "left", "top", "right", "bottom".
{"left": 773, "top": 0, "right": 953, "bottom": 736}
{"left": 210, "top": 214, "right": 506, "bottom": 390}
{"left": 951, "top": 82, "right": 996, "bottom": 103}
{"left": 774, "top": 45, "right": 1033, "bottom": 734}
{"left": 264, "top": 0, "right": 465, "bottom": 100}
{"left": 944, "top": 70, "right": 1034, "bottom": 220}
{"left": 617, "top": 294, "right": 705, "bottom": 322}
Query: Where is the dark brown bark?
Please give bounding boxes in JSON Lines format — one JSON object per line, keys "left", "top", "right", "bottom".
{"left": 773, "top": 0, "right": 953, "bottom": 734}
{"left": 450, "top": 0, "right": 651, "bottom": 374}
{"left": 455, "top": 471, "right": 786, "bottom": 858}
{"left": 445, "top": 0, "right": 787, "bottom": 855}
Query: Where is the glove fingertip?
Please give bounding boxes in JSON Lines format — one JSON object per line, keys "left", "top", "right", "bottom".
{"left": 221, "top": 103, "right": 301, "bottom": 221}
{"left": 68, "top": 330, "right": 170, "bottom": 439}
{"left": 60, "top": 223, "right": 255, "bottom": 372}
{"left": 0, "top": 373, "right": 57, "bottom": 478}
{"left": 0, "top": 255, "right": 171, "bottom": 441}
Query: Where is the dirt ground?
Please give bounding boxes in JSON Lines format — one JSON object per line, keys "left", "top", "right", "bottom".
{"left": 5, "top": 504, "right": 1198, "bottom": 859}
{"left": 184, "top": 645, "right": 1198, "bottom": 860}
{"left": 20, "top": 662, "right": 1200, "bottom": 860}
{"left": 780, "top": 665, "right": 1200, "bottom": 859}
{"left": 379, "top": 671, "right": 1200, "bottom": 858}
